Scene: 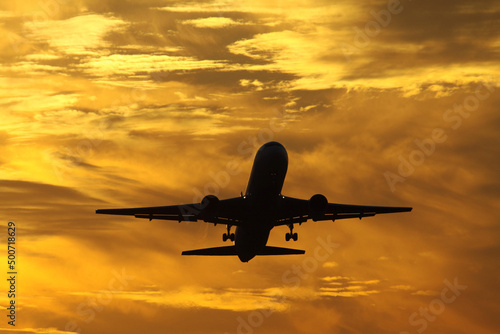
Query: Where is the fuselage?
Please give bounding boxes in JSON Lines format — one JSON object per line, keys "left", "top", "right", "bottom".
{"left": 234, "top": 141, "right": 288, "bottom": 262}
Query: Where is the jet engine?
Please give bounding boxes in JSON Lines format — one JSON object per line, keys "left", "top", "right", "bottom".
{"left": 308, "top": 194, "right": 328, "bottom": 221}
{"left": 200, "top": 195, "right": 220, "bottom": 221}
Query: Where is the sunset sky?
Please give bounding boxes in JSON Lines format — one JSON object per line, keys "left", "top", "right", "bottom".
{"left": 1, "top": 0, "right": 499, "bottom": 333}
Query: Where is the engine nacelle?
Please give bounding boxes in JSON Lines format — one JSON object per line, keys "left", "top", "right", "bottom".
{"left": 200, "top": 195, "right": 220, "bottom": 221}
{"left": 308, "top": 194, "right": 328, "bottom": 221}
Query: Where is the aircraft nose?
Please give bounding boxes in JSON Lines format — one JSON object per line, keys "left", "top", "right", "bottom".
{"left": 259, "top": 141, "right": 285, "bottom": 151}
{"left": 258, "top": 141, "right": 288, "bottom": 161}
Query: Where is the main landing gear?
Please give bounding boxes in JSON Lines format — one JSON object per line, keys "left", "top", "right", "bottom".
{"left": 285, "top": 224, "right": 298, "bottom": 241}
{"left": 223, "top": 225, "right": 235, "bottom": 242}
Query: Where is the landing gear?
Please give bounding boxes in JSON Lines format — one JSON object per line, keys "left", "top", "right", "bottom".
{"left": 223, "top": 225, "right": 235, "bottom": 242}
{"left": 285, "top": 224, "right": 298, "bottom": 241}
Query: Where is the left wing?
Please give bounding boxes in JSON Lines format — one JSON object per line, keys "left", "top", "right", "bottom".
{"left": 275, "top": 196, "right": 412, "bottom": 226}
{"left": 96, "top": 196, "right": 245, "bottom": 226}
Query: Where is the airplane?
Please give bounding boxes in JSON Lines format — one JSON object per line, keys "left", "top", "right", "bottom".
{"left": 96, "top": 141, "right": 412, "bottom": 262}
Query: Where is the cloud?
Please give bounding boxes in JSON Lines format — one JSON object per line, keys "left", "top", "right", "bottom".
{"left": 182, "top": 17, "right": 248, "bottom": 28}
{"left": 391, "top": 285, "right": 414, "bottom": 291}
{"left": 0, "top": 329, "right": 74, "bottom": 334}
{"left": 319, "top": 289, "right": 380, "bottom": 298}
{"left": 78, "top": 53, "right": 227, "bottom": 78}
{"left": 74, "top": 286, "right": 289, "bottom": 312}
{"left": 25, "top": 13, "right": 128, "bottom": 55}
{"left": 322, "top": 261, "right": 338, "bottom": 268}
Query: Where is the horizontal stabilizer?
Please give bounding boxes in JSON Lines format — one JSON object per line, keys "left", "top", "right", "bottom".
{"left": 257, "top": 246, "right": 305, "bottom": 255}
{"left": 181, "top": 245, "right": 305, "bottom": 256}
{"left": 182, "top": 246, "right": 237, "bottom": 256}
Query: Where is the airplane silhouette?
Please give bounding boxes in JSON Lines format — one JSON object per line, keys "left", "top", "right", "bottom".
{"left": 96, "top": 141, "right": 412, "bottom": 262}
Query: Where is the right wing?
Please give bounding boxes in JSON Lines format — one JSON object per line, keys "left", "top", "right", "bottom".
{"left": 275, "top": 196, "right": 412, "bottom": 226}
{"left": 96, "top": 196, "right": 245, "bottom": 226}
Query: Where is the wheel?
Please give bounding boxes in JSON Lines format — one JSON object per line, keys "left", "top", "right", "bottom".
{"left": 285, "top": 233, "right": 291, "bottom": 241}
{"left": 293, "top": 233, "right": 298, "bottom": 241}
{"left": 230, "top": 233, "right": 235, "bottom": 241}
{"left": 222, "top": 233, "right": 228, "bottom": 242}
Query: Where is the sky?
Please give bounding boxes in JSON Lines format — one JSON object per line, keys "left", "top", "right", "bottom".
{"left": 0, "top": 0, "right": 499, "bottom": 333}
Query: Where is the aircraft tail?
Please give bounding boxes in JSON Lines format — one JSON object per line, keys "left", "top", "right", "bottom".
{"left": 182, "top": 245, "right": 304, "bottom": 256}
{"left": 182, "top": 246, "right": 238, "bottom": 256}
{"left": 257, "top": 246, "right": 305, "bottom": 255}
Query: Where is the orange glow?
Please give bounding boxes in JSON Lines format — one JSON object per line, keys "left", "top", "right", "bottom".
{"left": 0, "top": 1, "right": 498, "bottom": 333}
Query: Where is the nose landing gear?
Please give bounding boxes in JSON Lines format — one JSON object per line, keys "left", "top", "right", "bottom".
{"left": 223, "top": 225, "right": 235, "bottom": 242}
{"left": 285, "top": 224, "right": 298, "bottom": 241}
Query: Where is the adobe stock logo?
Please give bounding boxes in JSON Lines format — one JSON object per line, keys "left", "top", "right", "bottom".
{"left": 384, "top": 80, "right": 495, "bottom": 192}
{"left": 399, "top": 277, "right": 467, "bottom": 334}
{"left": 65, "top": 268, "right": 135, "bottom": 333}
{"left": 339, "top": 0, "right": 408, "bottom": 63}
{"left": 226, "top": 235, "right": 339, "bottom": 334}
